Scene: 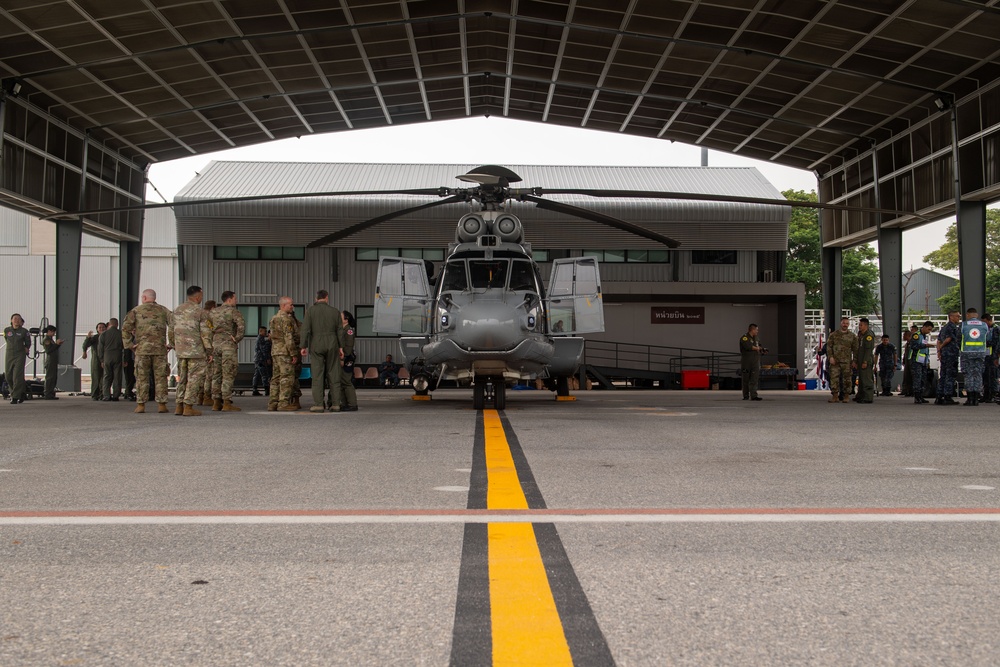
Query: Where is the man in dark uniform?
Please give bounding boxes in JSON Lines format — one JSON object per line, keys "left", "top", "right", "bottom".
{"left": 4, "top": 313, "right": 32, "bottom": 404}
{"left": 337, "top": 310, "right": 359, "bottom": 411}
{"left": 982, "top": 314, "right": 1000, "bottom": 403}
{"left": 739, "top": 323, "right": 765, "bottom": 401}
{"left": 98, "top": 317, "right": 124, "bottom": 401}
{"left": 873, "top": 334, "right": 898, "bottom": 396}
{"left": 854, "top": 318, "right": 876, "bottom": 403}
{"left": 40, "top": 325, "right": 63, "bottom": 400}
{"left": 959, "top": 307, "right": 988, "bottom": 405}
{"left": 935, "top": 310, "right": 961, "bottom": 405}
{"left": 908, "top": 321, "right": 934, "bottom": 404}
{"left": 252, "top": 326, "right": 271, "bottom": 396}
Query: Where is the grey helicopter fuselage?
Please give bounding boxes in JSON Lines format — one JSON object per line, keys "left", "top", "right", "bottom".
{"left": 372, "top": 207, "right": 603, "bottom": 402}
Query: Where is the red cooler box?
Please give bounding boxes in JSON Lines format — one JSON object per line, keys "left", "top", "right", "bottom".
{"left": 681, "top": 369, "right": 710, "bottom": 390}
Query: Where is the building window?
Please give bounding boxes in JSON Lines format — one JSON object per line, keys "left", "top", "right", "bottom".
{"left": 691, "top": 250, "right": 737, "bottom": 265}
{"left": 239, "top": 304, "right": 306, "bottom": 334}
{"left": 356, "top": 247, "right": 444, "bottom": 261}
{"left": 214, "top": 246, "right": 304, "bottom": 260}
{"left": 583, "top": 249, "right": 670, "bottom": 263}
{"left": 355, "top": 305, "right": 396, "bottom": 337}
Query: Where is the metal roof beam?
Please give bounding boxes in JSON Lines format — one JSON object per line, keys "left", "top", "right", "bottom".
{"left": 541, "top": 0, "right": 576, "bottom": 123}
{"left": 459, "top": 0, "right": 471, "bottom": 116}
{"left": 581, "top": 0, "right": 638, "bottom": 128}
{"left": 400, "top": 0, "right": 432, "bottom": 121}
{"left": 503, "top": 2, "right": 518, "bottom": 117}
{"left": 338, "top": 0, "right": 393, "bottom": 125}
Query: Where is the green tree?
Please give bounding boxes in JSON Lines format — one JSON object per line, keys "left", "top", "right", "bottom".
{"left": 922, "top": 208, "right": 1000, "bottom": 313}
{"left": 783, "top": 189, "right": 881, "bottom": 313}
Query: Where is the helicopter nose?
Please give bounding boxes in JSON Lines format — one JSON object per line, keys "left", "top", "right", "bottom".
{"left": 453, "top": 301, "right": 521, "bottom": 350}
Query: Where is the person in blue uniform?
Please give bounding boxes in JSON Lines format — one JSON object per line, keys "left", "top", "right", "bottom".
{"left": 873, "top": 334, "right": 898, "bottom": 397}
{"left": 982, "top": 314, "right": 1000, "bottom": 403}
{"left": 935, "top": 310, "right": 961, "bottom": 405}
{"left": 959, "top": 307, "right": 989, "bottom": 406}
{"left": 908, "top": 321, "right": 934, "bottom": 404}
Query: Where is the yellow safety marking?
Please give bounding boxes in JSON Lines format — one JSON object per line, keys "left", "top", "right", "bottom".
{"left": 555, "top": 396, "right": 577, "bottom": 401}
{"left": 484, "top": 410, "right": 528, "bottom": 510}
{"left": 483, "top": 409, "right": 573, "bottom": 666}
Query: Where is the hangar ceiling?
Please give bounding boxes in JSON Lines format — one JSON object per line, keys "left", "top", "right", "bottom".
{"left": 1, "top": 0, "right": 1000, "bottom": 244}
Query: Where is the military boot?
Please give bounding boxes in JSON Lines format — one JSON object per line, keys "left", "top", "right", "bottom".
{"left": 158, "top": 402, "right": 168, "bottom": 413}
{"left": 212, "top": 398, "right": 223, "bottom": 411}
{"left": 201, "top": 393, "right": 213, "bottom": 406}
{"left": 222, "top": 400, "right": 241, "bottom": 412}
{"left": 134, "top": 403, "right": 146, "bottom": 414}
{"left": 278, "top": 402, "right": 298, "bottom": 411}
{"left": 183, "top": 404, "right": 203, "bottom": 416}
{"left": 175, "top": 402, "right": 185, "bottom": 416}
{"left": 267, "top": 402, "right": 278, "bottom": 412}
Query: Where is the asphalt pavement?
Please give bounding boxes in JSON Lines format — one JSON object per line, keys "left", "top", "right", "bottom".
{"left": 1, "top": 388, "right": 998, "bottom": 666}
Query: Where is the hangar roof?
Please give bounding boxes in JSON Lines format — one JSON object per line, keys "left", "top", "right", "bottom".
{"left": 3, "top": 0, "right": 999, "bottom": 175}
{"left": 173, "top": 161, "right": 791, "bottom": 250}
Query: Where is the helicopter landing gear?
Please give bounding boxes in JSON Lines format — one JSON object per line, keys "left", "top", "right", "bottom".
{"left": 473, "top": 379, "right": 486, "bottom": 410}
{"left": 473, "top": 376, "right": 506, "bottom": 410}
{"left": 556, "top": 375, "right": 571, "bottom": 397}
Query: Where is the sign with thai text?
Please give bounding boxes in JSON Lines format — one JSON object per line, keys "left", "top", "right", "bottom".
{"left": 651, "top": 307, "right": 705, "bottom": 324}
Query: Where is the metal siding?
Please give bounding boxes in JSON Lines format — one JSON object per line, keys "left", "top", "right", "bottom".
{"left": 0, "top": 207, "right": 29, "bottom": 248}
{"left": 902, "top": 269, "right": 958, "bottom": 315}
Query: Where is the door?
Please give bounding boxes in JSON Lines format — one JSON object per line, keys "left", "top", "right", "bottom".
{"left": 545, "top": 257, "right": 604, "bottom": 334}
{"left": 373, "top": 257, "right": 432, "bottom": 334}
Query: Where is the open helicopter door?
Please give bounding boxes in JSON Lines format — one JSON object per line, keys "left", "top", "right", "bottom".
{"left": 373, "top": 257, "right": 432, "bottom": 335}
{"left": 545, "top": 257, "right": 604, "bottom": 334}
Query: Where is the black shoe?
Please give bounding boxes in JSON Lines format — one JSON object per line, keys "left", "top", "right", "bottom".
{"left": 751, "top": 397, "right": 762, "bottom": 401}
{"left": 915, "top": 398, "right": 928, "bottom": 404}
{"left": 944, "top": 397, "right": 958, "bottom": 405}
{"left": 102, "top": 397, "right": 111, "bottom": 402}
{"left": 43, "top": 396, "right": 58, "bottom": 400}
{"left": 110, "top": 397, "right": 119, "bottom": 402}
{"left": 934, "top": 398, "right": 945, "bottom": 405}
{"left": 742, "top": 395, "right": 749, "bottom": 400}
{"left": 9, "top": 399, "right": 17, "bottom": 405}
{"left": 343, "top": 405, "right": 359, "bottom": 412}
{"left": 252, "top": 391, "right": 262, "bottom": 396}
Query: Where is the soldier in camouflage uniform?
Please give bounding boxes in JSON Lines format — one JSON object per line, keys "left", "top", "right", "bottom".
{"left": 935, "top": 310, "right": 962, "bottom": 405}
{"left": 122, "top": 289, "right": 173, "bottom": 413}
{"left": 826, "top": 316, "right": 858, "bottom": 403}
{"left": 959, "top": 307, "right": 989, "bottom": 406}
{"left": 209, "top": 290, "right": 246, "bottom": 412}
{"left": 201, "top": 300, "right": 217, "bottom": 405}
{"left": 268, "top": 297, "right": 299, "bottom": 411}
{"left": 854, "top": 318, "right": 876, "bottom": 403}
{"left": 172, "top": 285, "right": 213, "bottom": 416}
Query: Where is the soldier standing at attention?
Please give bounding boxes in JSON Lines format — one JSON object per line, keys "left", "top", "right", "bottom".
{"left": 908, "top": 321, "right": 934, "bottom": 404}
{"left": 935, "top": 310, "right": 962, "bottom": 405}
{"left": 210, "top": 291, "right": 246, "bottom": 412}
{"left": 41, "top": 325, "right": 63, "bottom": 400}
{"left": 900, "top": 324, "right": 918, "bottom": 397}
{"left": 739, "top": 323, "right": 764, "bottom": 401}
{"left": 300, "top": 289, "right": 344, "bottom": 413}
{"left": 4, "top": 314, "right": 31, "bottom": 404}
{"left": 959, "top": 307, "right": 989, "bottom": 406}
{"left": 290, "top": 309, "right": 303, "bottom": 411}
{"left": 827, "top": 316, "right": 858, "bottom": 403}
{"left": 172, "top": 285, "right": 213, "bottom": 417}
{"left": 201, "top": 300, "right": 217, "bottom": 406}
{"left": 122, "top": 288, "right": 173, "bottom": 414}
{"left": 338, "top": 310, "right": 359, "bottom": 411}
{"left": 981, "top": 314, "right": 999, "bottom": 403}
{"left": 98, "top": 317, "right": 124, "bottom": 401}
{"left": 82, "top": 322, "right": 106, "bottom": 400}
{"left": 873, "top": 334, "right": 898, "bottom": 397}
{"left": 268, "top": 297, "right": 299, "bottom": 411}
{"left": 854, "top": 318, "right": 876, "bottom": 403}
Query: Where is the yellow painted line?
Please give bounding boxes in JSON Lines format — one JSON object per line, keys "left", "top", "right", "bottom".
{"left": 483, "top": 409, "right": 573, "bottom": 666}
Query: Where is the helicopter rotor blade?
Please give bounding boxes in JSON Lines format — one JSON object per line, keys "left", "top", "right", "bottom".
{"left": 306, "top": 194, "right": 468, "bottom": 248}
{"left": 520, "top": 194, "right": 681, "bottom": 248}
{"left": 40, "top": 188, "right": 449, "bottom": 222}
{"left": 535, "top": 188, "right": 928, "bottom": 221}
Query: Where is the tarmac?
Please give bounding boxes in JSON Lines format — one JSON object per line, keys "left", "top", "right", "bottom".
{"left": 1, "top": 387, "right": 999, "bottom": 666}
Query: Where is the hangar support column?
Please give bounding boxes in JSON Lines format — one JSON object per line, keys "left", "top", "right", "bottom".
{"left": 957, "top": 200, "right": 987, "bottom": 313}
{"left": 55, "top": 134, "right": 88, "bottom": 390}
{"left": 877, "top": 228, "right": 902, "bottom": 345}
{"left": 822, "top": 242, "right": 842, "bottom": 335}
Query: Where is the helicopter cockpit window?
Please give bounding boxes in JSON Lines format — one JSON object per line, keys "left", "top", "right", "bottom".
{"left": 440, "top": 261, "right": 468, "bottom": 291}
{"left": 402, "top": 261, "right": 428, "bottom": 296}
{"left": 469, "top": 260, "right": 509, "bottom": 290}
{"left": 509, "top": 260, "right": 537, "bottom": 292}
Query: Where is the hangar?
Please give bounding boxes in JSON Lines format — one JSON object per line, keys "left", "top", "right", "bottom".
{"left": 1, "top": 0, "right": 999, "bottom": 385}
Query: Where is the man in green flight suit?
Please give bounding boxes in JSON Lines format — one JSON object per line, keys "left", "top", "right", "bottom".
{"left": 739, "top": 323, "right": 766, "bottom": 401}
{"left": 4, "top": 313, "right": 32, "bottom": 404}
{"left": 40, "top": 325, "right": 63, "bottom": 400}
{"left": 854, "top": 317, "right": 876, "bottom": 403}
{"left": 300, "top": 289, "right": 344, "bottom": 413}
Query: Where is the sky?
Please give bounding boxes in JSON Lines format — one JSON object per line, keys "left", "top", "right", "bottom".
{"left": 145, "top": 116, "right": 954, "bottom": 271}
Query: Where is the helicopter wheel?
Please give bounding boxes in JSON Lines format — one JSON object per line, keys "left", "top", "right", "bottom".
{"left": 556, "top": 376, "right": 570, "bottom": 397}
{"left": 493, "top": 378, "right": 507, "bottom": 411}
{"left": 473, "top": 379, "right": 486, "bottom": 410}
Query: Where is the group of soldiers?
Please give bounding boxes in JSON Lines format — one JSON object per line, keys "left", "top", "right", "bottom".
{"left": 821, "top": 309, "right": 1000, "bottom": 406}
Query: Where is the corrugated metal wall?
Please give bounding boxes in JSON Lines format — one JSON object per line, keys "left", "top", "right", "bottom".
{"left": 0, "top": 207, "right": 29, "bottom": 249}
{"left": 902, "top": 269, "right": 958, "bottom": 315}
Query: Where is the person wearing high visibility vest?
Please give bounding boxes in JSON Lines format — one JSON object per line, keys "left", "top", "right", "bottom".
{"left": 960, "top": 307, "right": 990, "bottom": 406}
{"left": 908, "top": 321, "right": 935, "bottom": 404}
